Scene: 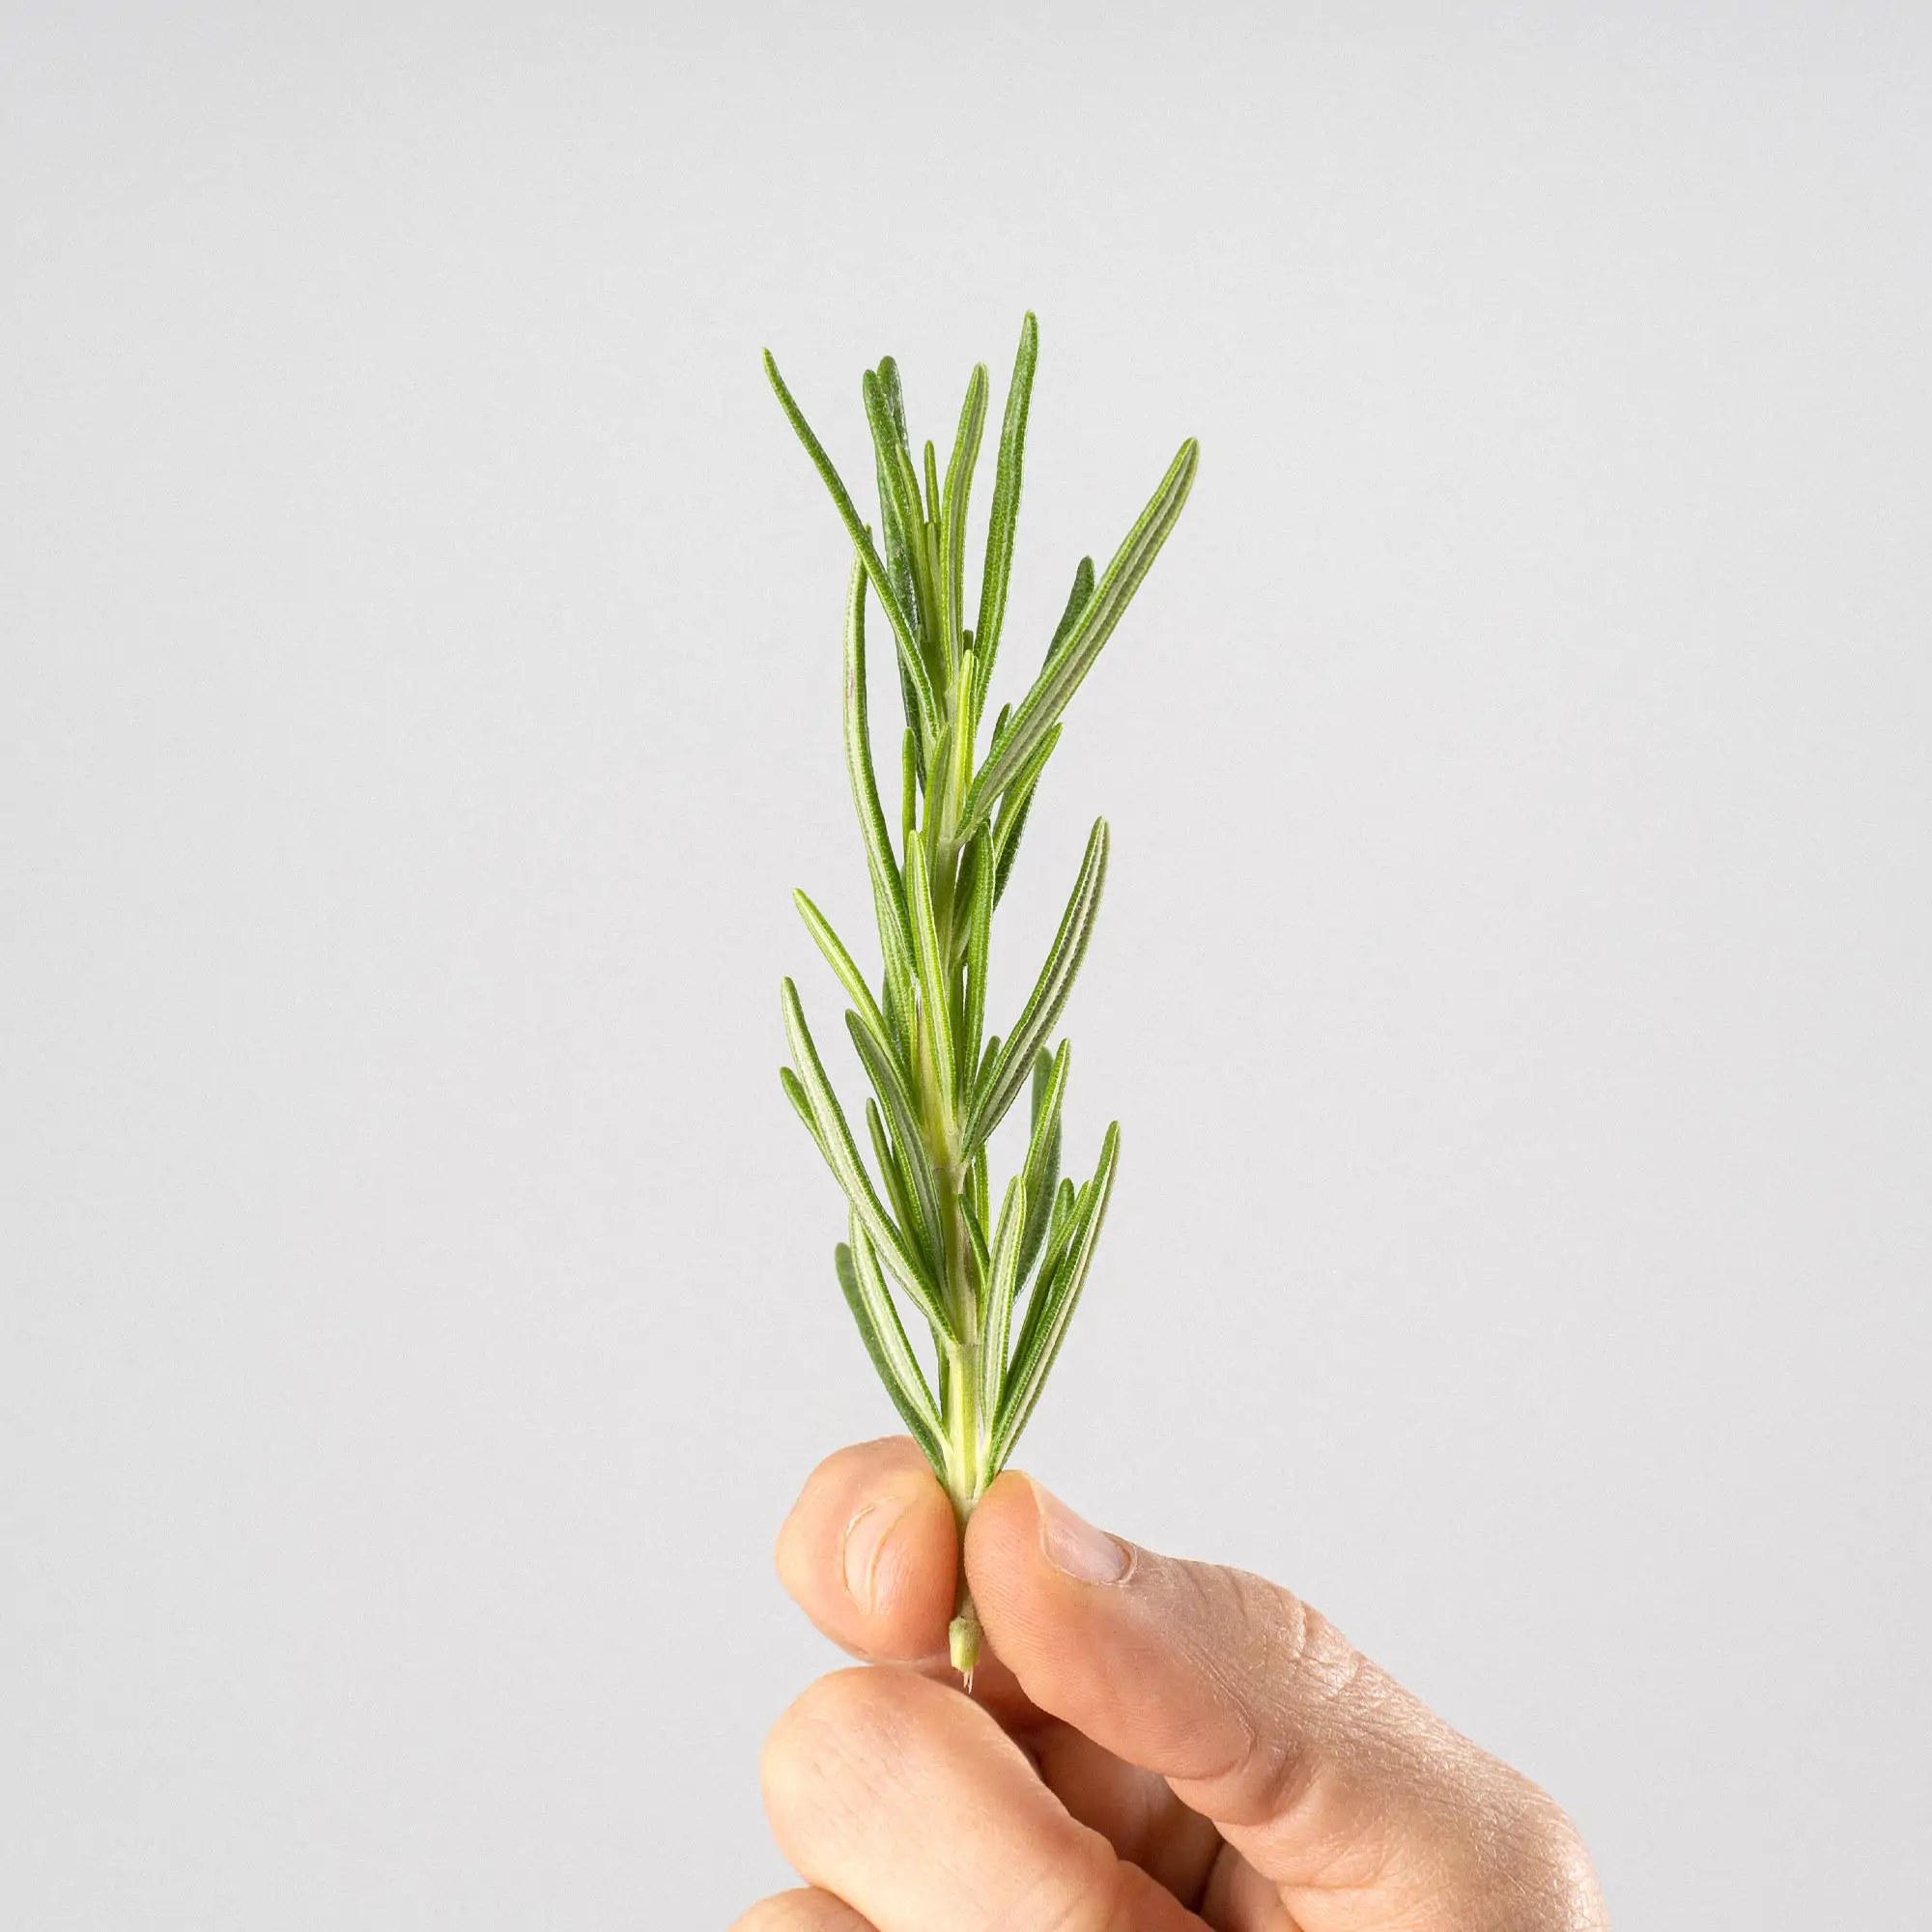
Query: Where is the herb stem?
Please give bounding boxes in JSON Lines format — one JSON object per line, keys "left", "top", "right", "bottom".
{"left": 932, "top": 857, "right": 986, "bottom": 1679}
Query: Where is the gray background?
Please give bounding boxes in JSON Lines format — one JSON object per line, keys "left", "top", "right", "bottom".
{"left": 5, "top": 4, "right": 1927, "bottom": 1926}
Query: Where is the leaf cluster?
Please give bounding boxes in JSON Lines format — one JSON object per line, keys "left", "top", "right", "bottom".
{"left": 767, "top": 315, "right": 1196, "bottom": 1511}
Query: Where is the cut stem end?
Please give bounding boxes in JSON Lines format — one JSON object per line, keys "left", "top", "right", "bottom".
{"left": 949, "top": 1600, "right": 983, "bottom": 1687}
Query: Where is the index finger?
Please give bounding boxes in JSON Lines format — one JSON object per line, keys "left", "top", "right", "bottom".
{"left": 772, "top": 1437, "right": 1043, "bottom": 1726}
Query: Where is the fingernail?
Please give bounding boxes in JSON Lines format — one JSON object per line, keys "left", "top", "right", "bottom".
{"left": 1030, "top": 1478, "right": 1131, "bottom": 1585}
{"left": 841, "top": 1494, "right": 911, "bottom": 1613}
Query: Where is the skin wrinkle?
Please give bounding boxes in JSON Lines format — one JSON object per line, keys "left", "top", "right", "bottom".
{"left": 1171, "top": 1571, "right": 1358, "bottom": 1833}
{"left": 1154, "top": 1584, "right": 1440, "bottom": 1902}
{"left": 1107, "top": 1520, "right": 1597, "bottom": 1927}
{"left": 985, "top": 1834, "right": 1124, "bottom": 1932}
{"left": 1025, "top": 1719, "right": 1221, "bottom": 1905}
{"left": 1170, "top": 1566, "right": 1545, "bottom": 1911}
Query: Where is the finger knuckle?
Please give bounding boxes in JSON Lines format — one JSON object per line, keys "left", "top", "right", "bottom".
{"left": 1473, "top": 1777, "right": 1610, "bottom": 1929}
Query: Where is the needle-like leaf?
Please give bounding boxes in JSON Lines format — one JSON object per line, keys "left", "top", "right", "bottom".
{"left": 766, "top": 350, "right": 940, "bottom": 731}
{"left": 794, "top": 890, "right": 892, "bottom": 1060}
{"left": 979, "top": 1175, "right": 1028, "bottom": 1430}
{"left": 864, "top": 371, "right": 940, "bottom": 668}
{"left": 990, "top": 1122, "right": 1121, "bottom": 1471}
{"left": 966, "top": 817, "right": 1109, "bottom": 1150}
{"left": 841, "top": 563, "right": 918, "bottom": 1009}
{"left": 959, "top": 1191, "right": 992, "bottom": 1287}
{"left": 1048, "top": 554, "right": 1096, "bottom": 657}
{"left": 848, "top": 1011, "right": 945, "bottom": 1269}
{"left": 873, "top": 365, "right": 919, "bottom": 636}
{"left": 992, "top": 784, "right": 1037, "bottom": 909}
{"left": 960, "top": 828, "right": 995, "bottom": 1077}
{"left": 1040, "top": 1176, "right": 1078, "bottom": 1278}
{"left": 1016, "top": 1043, "right": 1069, "bottom": 1286}
{"left": 943, "top": 366, "right": 989, "bottom": 668}
{"left": 876, "top": 355, "right": 910, "bottom": 444}
{"left": 838, "top": 1224, "right": 945, "bottom": 1468}
{"left": 904, "top": 838, "right": 958, "bottom": 1123}
{"left": 988, "top": 720, "right": 1061, "bottom": 906}
{"left": 782, "top": 977, "right": 953, "bottom": 1339}
{"left": 781, "top": 1065, "right": 826, "bottom": 1158}
{"left": 972, "top": 312, "right": 1038, "bottom": 723}
{"left": 961, "top": 438, "right": 1199, "bottom": 838}
{"left": 866, "top": 1098, "right": 924, "bottom": 1265}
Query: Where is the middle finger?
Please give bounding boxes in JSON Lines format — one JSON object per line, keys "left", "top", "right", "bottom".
{"left": 762, "top": 1664, "right": 1204, "bottom": 1932}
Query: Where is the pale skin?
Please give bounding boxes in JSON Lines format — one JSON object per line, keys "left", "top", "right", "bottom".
{"left": 734, "top": 1437, "right": 1609, "bottom": 1932}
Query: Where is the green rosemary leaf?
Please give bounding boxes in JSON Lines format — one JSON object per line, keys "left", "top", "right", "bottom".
{"left": 866, "top": 1097, "right": 922, "bottom": 1259}
{"left": 1041, "top": 1175, "right": 1078, "bottom": 1273}
{"left": 923, "top": 719, "right": 954, "bottom": 845}
{"left": 960, "top": 438, "right": 1199, "bottom": 838}
{"left": 924, "top": 518, "right": 946, "bottom": 650}
{"left": 781, "top": 977, "right": 954, "bottom": 1339}
{"left": 838, "top": 1227, "right": 945, "bottom": 1468}
{"left": 1047, "top": 554, "right": 1096, "bottom": 658}
{"left": 872, "top": 871, "right": 916, "bottom": 1056}
{"left": 847, "top": 1011, "right": 944, "bottom": 1267}
{"left": 965, "top": 817, "right": 1109, "bottom": 1150}
{"left": 947, "top": 648, "right": 978, "bottom": 844}
{"left": 1017, "top": 1043, "right": 1068, "bottom": 1285}
{"left": 781, "top": 1065, "right": 826, "bottom": 1156}
{"left": 987, "top": 720, "right": 1061, "bottom": 907}
{"left": 979, "top": 1175, "right": 1028, "bottom": 1428}
{"left": 903, "top": 838, "right": 958, "bottom": 1122}
{"left": 943, "top": 365, "right": 989, "bottom": 668}
{"left": 972, "top": 312, "right": 1038, "bottom": 723}
{"left": 993, "top": 716, "right": 1061, "bottom": 812}
{"left": 864, "top": 362, "right": 923, "bottom": 533}
{"left": 900, "top": 726, "right": 919, "bottom": 839}
{"left": 873, "top": 362, "right": 920, "bottom": 637}
{"left": 764, "top": 351, "right": 940, "bottom": 731}
{"left": 961, "top": 827, "right": 995, "bottom": 1078}
{"left": 895, "top": 663, "right": 924, "bottom": 764}
{"left": 876, "top": 355, "right": 909, "bottom": 443}
{"left": 959, "top": 1192, "right": 992, "bottom": 1287}
{"left": 970, "top": 1031, "right": 1003, "bottom": 1121}
{"left": 862, "top": 370, "right": 939, "bottom": 666}
{"left": 1014, "top": 1177, "right": 1081, "bottom": 1350}
{"left": 793, "top": 890, "right": 893, "bottom": 1058}
{"left": 841, "top": 564, "right": 919, "bottom": 1005}
{"left": 993, "top": 782, "right": 1037, "bottom": 909}
{"left": 989, "top": 1121, "right": 1121, "bottom": 1471}
{"left": 949, "top": 823, "right": 984, "bottom": 967}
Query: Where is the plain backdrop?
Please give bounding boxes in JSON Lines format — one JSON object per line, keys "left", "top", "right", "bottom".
{"left": 4, "top": 4, "right": 1928, "bottom": 1926}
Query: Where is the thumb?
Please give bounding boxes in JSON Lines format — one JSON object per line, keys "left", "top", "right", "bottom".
{"left": 964, "top": 1472, "right": 1605, "bottom": 1931}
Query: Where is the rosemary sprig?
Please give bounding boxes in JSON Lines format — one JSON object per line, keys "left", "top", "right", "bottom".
{"left": 767, "top": 315, "right": 1197, "bottom": 1679}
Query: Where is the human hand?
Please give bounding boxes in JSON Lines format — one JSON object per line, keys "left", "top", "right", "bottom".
{"left": 732, "top": 1438, "right": 1608, "bottom": 1932}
